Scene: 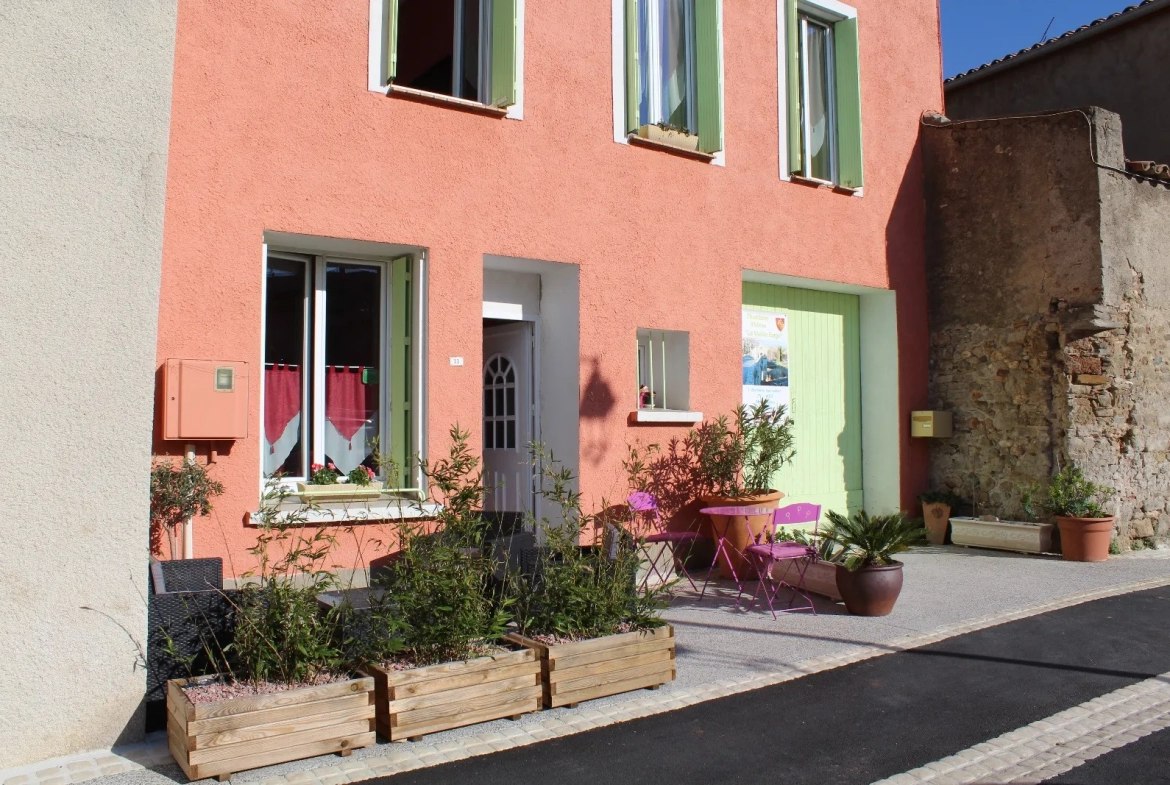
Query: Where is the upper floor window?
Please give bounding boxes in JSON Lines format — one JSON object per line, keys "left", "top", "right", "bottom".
{"left": 371, "top": 0, "right": 521, "bottom": 112}
{"left": 619, "top": 0, "right": 724, "bottom": 155}
{"left": 782, "top": 0, "right": 863, "bottom": 189}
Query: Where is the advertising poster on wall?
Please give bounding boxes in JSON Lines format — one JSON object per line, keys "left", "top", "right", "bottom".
{"left": 742, "top": 307, "right": 790, "bottom": 414}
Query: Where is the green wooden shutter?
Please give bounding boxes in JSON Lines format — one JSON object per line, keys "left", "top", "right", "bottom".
{"left": 834, "top": 17, "right": 864, "bottom": 188}
{"left": 391, "top": 257, "right": 413, "bottom": 489}
{"left": 491, "top": 0, "right": 518, "bottom": 108}
{"left": 625, "top": 0, "right": 639, "bottom": 134}
{"left": 694, "top": 0, "right": 723, "bottom": 153}
{"left": 785, "top": 0, "right": 802, "bottom": 174}
{"left": 386, "top": 0, "right": 399, "bottom": 81}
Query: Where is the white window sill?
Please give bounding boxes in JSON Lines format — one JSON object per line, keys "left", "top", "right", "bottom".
{"left": 627, "top": 133, "right": 716, "bottom": 162}
{"left": 789, "top": 173, "right": 862, "bottom": 196}
{"left": 629, "top": 409, "right": 704, "bottom": 424}
{"left": 247, "top": 499, "right": 442, "bottom": 526}
{"left": 386, "top": 84, "right": 511, "bottom": 118}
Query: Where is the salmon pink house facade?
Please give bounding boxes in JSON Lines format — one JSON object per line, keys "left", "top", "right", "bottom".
{"left": 155, "top": 0, "right": 941, "bottom": 576}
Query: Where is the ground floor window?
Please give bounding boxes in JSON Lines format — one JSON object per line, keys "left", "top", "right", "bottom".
{"left": 263, "top": 252, "right": 414, "bottom": 488}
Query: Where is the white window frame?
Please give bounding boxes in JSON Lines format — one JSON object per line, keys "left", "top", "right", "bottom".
{"left": 777, "top": 0, "right": 861, "bottom": 194}
{"left": 797, "top": 15, "right": 838, "bottom": 184}
{"left": 634, "top": 328, "right": 701, "bottom": 423}
{"left": 612, "top": 0, "right": 726, "bottom": 167}
{"left": 635, "top": 0, "right": 698, "bottom": 134}
{"left": 368, "top": 0, "right": 526, "bottom": 121}
{"left": 260, "top": 244, "right": 425, "bottom": 494}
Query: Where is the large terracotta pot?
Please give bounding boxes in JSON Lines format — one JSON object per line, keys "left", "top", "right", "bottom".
{"left": 835, "top": 562, "right": 904, "bottom": 617}
{"left": 922, "top": 503, "right": 951, "bottom": 545}
{"left": 1055, "top": 516, "right": 1114, "bottom": 562}
{"left": 701, "top": 491, "right": 784, "bottom": 578}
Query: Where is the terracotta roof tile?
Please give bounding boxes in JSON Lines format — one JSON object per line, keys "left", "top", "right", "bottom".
{"left": 946, "top": 0, "right": 1168, "bottom": 85}
{"left": 1127, "top": 160, "right": 1170, "bottom": 183}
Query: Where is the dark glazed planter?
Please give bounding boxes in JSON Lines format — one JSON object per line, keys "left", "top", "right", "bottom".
{"left": 835, "top": 562, "right": 904, "bottom": 617}
{"left": 1055, "top": 516, "right": 1114, "bottom": 562}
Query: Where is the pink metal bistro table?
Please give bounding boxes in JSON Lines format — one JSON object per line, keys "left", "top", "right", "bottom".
{"left": 699, "top": 506, "right": 778, "bottom": 591}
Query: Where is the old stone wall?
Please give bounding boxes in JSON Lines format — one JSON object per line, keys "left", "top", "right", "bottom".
{"left": 924, "top": 108, "right": 1170, "bottom": 547}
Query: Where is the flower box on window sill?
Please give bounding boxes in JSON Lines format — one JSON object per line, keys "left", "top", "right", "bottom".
{"left": 636, "top": 124, "right": 699, "bottom": 151}
{"left": 296, "top": 482, "right": 384, "bottom": 503}
{"left": 629, "top": 409, "right": 703, "bottom": 425}
{"left": 628, "top": 131, "right": 713, "bottom": 162}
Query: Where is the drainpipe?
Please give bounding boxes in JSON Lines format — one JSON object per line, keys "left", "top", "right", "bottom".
{"left": 184, "top": 444, "right": 196, "bottom": 559}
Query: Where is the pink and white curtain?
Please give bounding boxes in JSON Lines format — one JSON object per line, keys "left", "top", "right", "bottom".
{"left": 324, "top": 366, "right": 379, "bottom": 475}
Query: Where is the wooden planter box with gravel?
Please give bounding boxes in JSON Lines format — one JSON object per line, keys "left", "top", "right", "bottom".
{"left": 167, "top": 675, "right": 376, "bottom": 782}
{"left": 505, "top": 625, "right": 676, "bottom": 709}
{"left": 363, "top": 648, "right": 542, "bottom": 741}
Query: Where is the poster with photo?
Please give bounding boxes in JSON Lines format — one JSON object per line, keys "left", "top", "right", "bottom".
{"left": 742, "top": 307, "right": 790, "bottom": 415}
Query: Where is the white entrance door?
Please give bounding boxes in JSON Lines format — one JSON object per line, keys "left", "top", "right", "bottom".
{"left": 482, "top": 323, "right": 535, "bottom": 515}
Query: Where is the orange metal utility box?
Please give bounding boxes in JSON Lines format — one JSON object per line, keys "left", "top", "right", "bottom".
{"left": 163, "top": 359, "right": 250, "bottom": 440}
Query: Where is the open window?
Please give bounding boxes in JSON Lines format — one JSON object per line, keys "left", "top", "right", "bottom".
{"left": 783, "top": 0, "right": 863, "bottom": 188}
{"left": 620, "top": 0, "right": 723, "bottom": 155}
{"left": 380, "top": 0, "right": 519, "bottom": 109}
{"left": 262, "top": 252, "right": 416, "bottom": 491}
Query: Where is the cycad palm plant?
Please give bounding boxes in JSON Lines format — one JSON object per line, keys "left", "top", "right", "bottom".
{"left": 823, "top": 510, "right": 924, "bottom": 571}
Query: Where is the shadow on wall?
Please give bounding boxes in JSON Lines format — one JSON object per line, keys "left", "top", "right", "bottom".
{"left": 885, "top": 120, "right": 931, "bottom": 511}
{"left": 579, "top": 356, "right": 617, "bottom": 468}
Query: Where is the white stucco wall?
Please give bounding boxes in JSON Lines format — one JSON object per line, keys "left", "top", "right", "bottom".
{"left": 0, "top": 0, "right": 177, "bottom": 767}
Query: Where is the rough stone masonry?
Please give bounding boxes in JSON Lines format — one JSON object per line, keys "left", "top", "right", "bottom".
{"left": 923, "top": 108, "right": 1170, "bottom": 548}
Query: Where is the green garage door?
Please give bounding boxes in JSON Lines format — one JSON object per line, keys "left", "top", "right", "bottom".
{"left": 743, "top": 283, "right": 863, "bottom": 520}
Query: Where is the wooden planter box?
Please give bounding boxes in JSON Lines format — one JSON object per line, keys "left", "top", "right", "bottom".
{"left": 363, "top": 648, "right": 541, "bottom": 742}
{"left": 167, "top": 676, "right": 375, "bottom": 782}
{"left": 772, "top": 559, "right": 842, "bottom": 601}
{"left": 950, "top": 517, "right": 1055, "bottom": 555}
{"left": 506, "top": 625, "right": 675, "bottom": 709}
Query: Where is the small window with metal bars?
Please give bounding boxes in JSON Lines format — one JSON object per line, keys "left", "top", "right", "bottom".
{"left": 636, "top": 328, "right": 690, "bottom": 411}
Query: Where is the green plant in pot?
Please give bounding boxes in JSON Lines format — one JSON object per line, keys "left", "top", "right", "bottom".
{"left": 823, "top": 509, "right": 924, "bottom": 616}
{"left": 149, "top": 459, "right": 224, "bottom": 560}
{"left": 918, "top": 490, "right": 961, "bottom": 545}
{"left": 1047, "top": 466, "right": 1115, "bottom": 562}
{"left": 688, "top": 401, "right": 796, "bottom": 577}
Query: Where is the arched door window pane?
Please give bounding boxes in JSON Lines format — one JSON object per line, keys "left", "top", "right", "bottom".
{"left": 484, "top": 354, "right": 517, "bottom": 450}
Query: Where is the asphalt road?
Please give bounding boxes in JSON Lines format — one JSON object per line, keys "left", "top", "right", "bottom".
{"left": 365, "top": 586, "right": 1170, "bottom": 784}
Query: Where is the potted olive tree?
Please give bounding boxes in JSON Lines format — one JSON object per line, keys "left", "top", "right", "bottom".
{"left": 690, "top": 401, "right": 796, "bottom": 577}
{"left": 506, "top": 448, "right": 674, "bottom": 708}
{"left": 1048, "top": 466, "right": 1115, "bottom": 562}
{"left": 150, "top": 459, "right": 223, "bottom": 561}
{"left": 823, "top": 510, "right": 924, "bottom": 616}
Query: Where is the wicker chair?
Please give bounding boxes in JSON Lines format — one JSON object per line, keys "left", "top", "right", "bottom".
{"left": 145, "top": 558, "right": 238, "bottom": 731}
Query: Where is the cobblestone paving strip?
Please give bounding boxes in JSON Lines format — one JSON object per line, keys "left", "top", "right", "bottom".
{"left": 870, "top": 672, "right": 1170, "bottom": 785}
{"left": 4, "top": 574, "right": 1169, "bottom": 785}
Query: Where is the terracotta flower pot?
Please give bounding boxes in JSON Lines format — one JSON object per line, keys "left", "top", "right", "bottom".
{"left": 701, "top": 491, "right": 784, "bottom": 578}
{"left": 922, "top": 503, "right": 951, "bottom": 545}
{"left": 1055, "top": 516, "right": 1114, "bottom": 562}
{"left": 835, "top": 562, "right": 904, "bottom": 616}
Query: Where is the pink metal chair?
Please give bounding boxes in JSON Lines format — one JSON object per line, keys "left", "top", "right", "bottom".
{"left": 628, "top": 492, "right": 711, "bottom": 594}
{"left": 738, "top": 503, "right": 822, "bottom": 618}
